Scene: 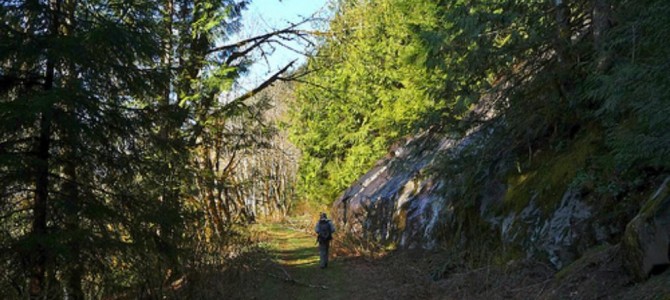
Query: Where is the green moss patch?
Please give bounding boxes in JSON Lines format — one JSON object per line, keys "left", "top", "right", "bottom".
{"left": 504, "top": 129, "right": 602, "bottom": 214}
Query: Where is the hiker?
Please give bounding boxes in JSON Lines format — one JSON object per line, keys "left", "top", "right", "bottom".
{"left": 315, "top": 212, "right": 336, "bottom": 269}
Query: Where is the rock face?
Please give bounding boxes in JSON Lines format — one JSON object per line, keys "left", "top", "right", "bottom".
{"left": 332, "top": 128, "right": 616, "bottom": 269}
{"left": 622, "top": 177, "right": 670, "bottom": 281}
{"left": 332, "top": 130, "right": 459, "bottom": 249}
{"left": 500, "top": 189, "right": 594, "bottom": 269}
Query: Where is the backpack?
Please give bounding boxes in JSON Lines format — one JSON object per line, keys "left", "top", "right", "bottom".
{"left": 317, "top": 220, "right": 332, "bottom": 243}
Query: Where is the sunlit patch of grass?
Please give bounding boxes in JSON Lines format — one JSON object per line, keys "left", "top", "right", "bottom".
{"left": 254, "top": 222, "right": 321, "bottom": 268}
{"left": 246, "top": 219, "right": 351, "bottom": 299}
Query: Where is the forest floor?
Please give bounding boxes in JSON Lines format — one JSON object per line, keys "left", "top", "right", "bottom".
{"left": 211, "top": 217, "right": 670, "bottom": 300}
{"left": 242, "top": 221, "right": 447, "bottom": 299}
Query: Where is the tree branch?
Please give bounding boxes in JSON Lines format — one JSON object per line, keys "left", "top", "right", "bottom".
{"left": 225, "top": 59, "right": 296, "bottom": 106}
{"left": 206, "top": 17, "right": 312, "bottom": 56}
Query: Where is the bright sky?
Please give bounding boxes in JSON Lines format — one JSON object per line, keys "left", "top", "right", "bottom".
{"left": 235, "top": 0, "right": 331, "bottom": 91}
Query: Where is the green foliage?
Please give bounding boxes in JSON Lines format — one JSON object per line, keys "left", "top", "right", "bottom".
{"left": 584, "top": 0, "right": 670, "bottom": 171}
{"left": 0, "top": 0, "right": 256, "bottom": 298}
{"left": 289, "top": 0, "right": 448, "bottom": 204}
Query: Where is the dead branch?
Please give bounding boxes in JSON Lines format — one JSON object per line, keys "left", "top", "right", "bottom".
{"left": 267, "top": 266, "right": 329, "bottom": 290}
{"left": 207, "top": 16, "right": 313, "bottom": 56}
{"left": 224, "top": 59, "right": 296, "bottom": 106}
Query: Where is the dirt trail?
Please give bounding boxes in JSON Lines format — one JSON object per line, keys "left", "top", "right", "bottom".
{"left": 247, "top": 222, "right": 443, "bottom": 300}
{"left": 242, "top": 222, "right": 670, "bottom": 300}
{"left": 248, "top": 222, "right": 353, "bottom": 299}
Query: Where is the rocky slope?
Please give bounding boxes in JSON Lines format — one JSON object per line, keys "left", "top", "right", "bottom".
{"left": 331, "top": 125, "right": 670, "bottom": 283}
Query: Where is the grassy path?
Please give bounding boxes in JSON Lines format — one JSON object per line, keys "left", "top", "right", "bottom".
{"left": 249, "top": 222, "right": 351, "bottom": 300}
{"left": 244, "top": 220, "right": 448, "bottom": 300}
{"left": 195, "top": 221, "right": 670, "bottom": 299}
{"left": 230, "top": 220, "right": 670, "bottom": 300}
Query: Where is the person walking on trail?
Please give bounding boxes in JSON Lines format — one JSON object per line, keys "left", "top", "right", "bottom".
{"left": 315, "top": 212, "right": 335, "bottom": 269}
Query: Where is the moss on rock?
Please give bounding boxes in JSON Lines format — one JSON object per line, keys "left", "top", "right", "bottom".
{"left": 503, "top": 130, "right": 600, "bottom": 215}
{"left": 622, "top": 177, "right": 670, "bottom": 282}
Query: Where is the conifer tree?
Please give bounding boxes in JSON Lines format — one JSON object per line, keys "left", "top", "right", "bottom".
{"left": 2, "top": 0, "right": 317, "bottom": 296}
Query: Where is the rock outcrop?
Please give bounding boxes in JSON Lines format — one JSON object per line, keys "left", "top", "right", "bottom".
{"left": 622, "top": 177, "right": 670, "bottom": 281}
{"left": 332, "top": 127, "right": 624, "bottom": 269}
{"left": 500, "top": 189, "right": 594, "bottom": 269}
{"left": 332, "top": 130, "right": 459, "bottom": 249}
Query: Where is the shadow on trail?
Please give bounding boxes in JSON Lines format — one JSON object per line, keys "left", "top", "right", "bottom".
{"left": 274, "top": 247, "right": 319, "bottom": 268}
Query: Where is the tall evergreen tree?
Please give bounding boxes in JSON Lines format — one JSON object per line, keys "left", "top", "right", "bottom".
{"left": 2, "top": 0, "right": 317, "bottom": 296}
{"left": 0, "top": 0, "right": 185, "bottom": 297}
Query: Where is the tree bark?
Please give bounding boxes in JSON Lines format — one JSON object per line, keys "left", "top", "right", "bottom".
{"left": 30, "top": 0, "right": 60, "bottom": 295}
{"left": 30, "top": 99, "right": 50, "bottom": 299}
{"left": 63, "top": 160, "right": 83, "bottom": 300}
{"left": 592, "top": 0, "right": 612, "bottom": 72}
{"left": 553, "top": 0, "right": 576, "bottom": 101}
{"left": 61, "top": 0, "right": 84, "bottom": 296}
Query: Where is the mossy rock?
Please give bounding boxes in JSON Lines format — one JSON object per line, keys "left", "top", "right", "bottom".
{"left": 621, "top": 177, "right": 670, "bottom": 282}
{"left": 503, "top": 129, "right": 599, "bottom": 214}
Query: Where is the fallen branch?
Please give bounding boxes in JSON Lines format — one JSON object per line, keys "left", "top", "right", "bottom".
{"left": 267, "top": 265, "right": 328, "bottom": 290}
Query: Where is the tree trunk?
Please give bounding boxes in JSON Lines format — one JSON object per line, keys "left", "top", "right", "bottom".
{"left": 30, "top": 0, "right": 60, "bottom": 295}
{"left": 592, "top": 0, "right": 612, "bottom": 72}
{"left": 61, "top": 0, "right": 84, "bottom": 296}
{"left": 30, "top": 104, "right": 50, "bottom": 299}
{"left": 553, "top": 0, "right": 575, "bottom": 101}
{"left": 63, "top": 161, "right": 83, "bottom": 300}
